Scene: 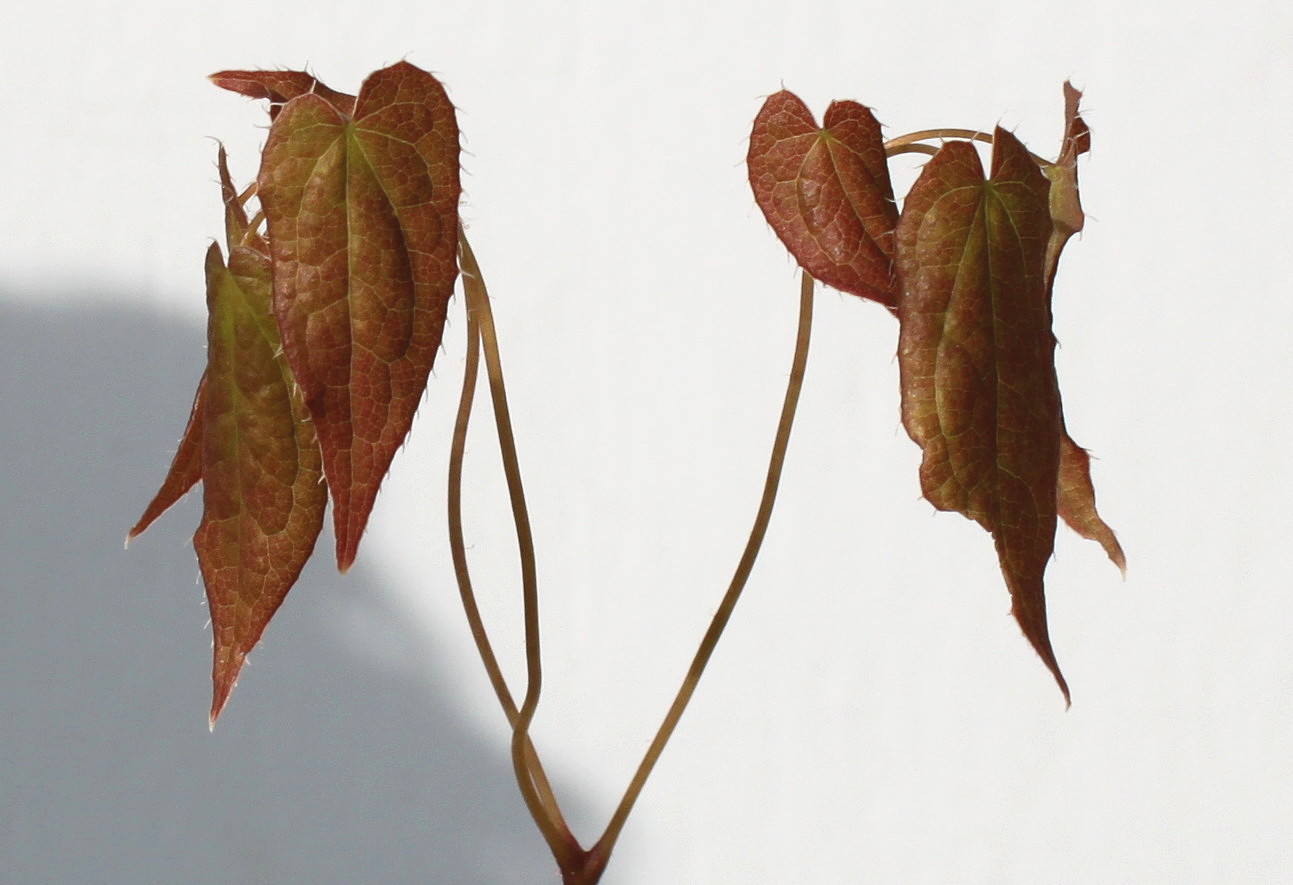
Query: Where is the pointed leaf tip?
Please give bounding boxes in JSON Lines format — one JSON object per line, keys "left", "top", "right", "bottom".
{"left": 195, "top": 235, "right": 326, "bottom": 720}
{"left": 748, "top": 89, "right": 899, "bottom": 308}
{"left": 257, "top": 60, "right": 461, "bottom": 570}
{"left": 1058, "top": 432, "right": 1126, "bottom": 574}
{"left": 130, "top": 373, "right": 207, "bottom": 540}
{"left": 209, "top": 69, "right": 356, "bottom": 118}
{"left": 897, "top": 128, "right": 1068, "bottom": 699}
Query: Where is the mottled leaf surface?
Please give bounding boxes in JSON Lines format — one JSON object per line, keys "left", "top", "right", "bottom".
{"left": 896, "top": 129, "right": 1068, "bottom": 701}
{"left": 748, "top": 90, "right": 899, "bottom": 307}
{"left": 256, "top": 61, "right": 461, "bottom": 571}
{"left": 197, "top": 240, "right": 326, "bottom": 725}
{"left": 132, "top": 148, "right": 326, "bottom": 723}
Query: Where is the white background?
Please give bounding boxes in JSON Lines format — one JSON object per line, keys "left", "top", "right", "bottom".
{"left": 2, "top": 1, "right": 1290, "bottom": 882}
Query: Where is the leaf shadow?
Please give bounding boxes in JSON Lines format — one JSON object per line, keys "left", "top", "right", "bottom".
{"left": 0, "top": 293, "right": 571, "bottom": 884}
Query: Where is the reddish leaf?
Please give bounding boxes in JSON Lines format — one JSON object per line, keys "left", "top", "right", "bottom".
{"left": 131, "top": 149, "right": 328, "bottom": 723}
{"left": 256, "top": 61, "right": 461, "bottom": 571}
{"left": 128, "top": 372, "right": 206, "bottom": 541}
{"left": 209, "top": 69, "right": 356, "bottom": 119}
{"left": 128, "top": 145, "right": 261, "bottom": 543}
{"left": 197, "top": 239, "right": 327, "bottom": 724}
{"left": 896, "top": 129, "right": 1068, "bottom": 702}
{"left": 1038, "top": 83, "right": 1124, "bottom": 571}
{"left": 1042, "top": 81, "right": 1092, "bottom": 289}
{"left": 1059, "top": 434, "right": 1126, "bottom": 572}
{"left": 215, "top": 143, "right": 263, "bottom": 254}
{"left": 748, "top": 90, "right": 899, "bottom": 308}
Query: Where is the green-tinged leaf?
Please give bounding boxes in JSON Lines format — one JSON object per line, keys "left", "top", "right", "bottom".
{"left": 209, "top": 69, "right": 356, "bottom": 119}
{"left": 197, "top": 240, "right": 326, "bottom": 725}
{"left": 748, "top": 90, "right": 898, "bottom": 308}
{"left": 256, "top": 60, "right": 461, "bottom": 571}
{"left": 128, "top": 372, "right": 206, "bottom": 541}
{"left": 130, "top": 145, "right": 265, "bottom": 545}
{"left": 896, "top": 128, "right": 1068, "bottom": 702}
{"left": 1042, "top": 81, "right": 1091, "bottom": 282}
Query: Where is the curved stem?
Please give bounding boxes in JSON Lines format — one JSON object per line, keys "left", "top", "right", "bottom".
{"left": 886, "top": 143, "right": 940, "bottom": 158}
{"left": 884, "top": 127, "right": 993, "bottom": 154}
{"left": 585, "top": 270, "right": 816, "bottom": 878}
{"left": 885, "top": 127, "right": 1050, "bottom": 166}
{"left": 454, "top": 227, "right": 579, "bottom": 868}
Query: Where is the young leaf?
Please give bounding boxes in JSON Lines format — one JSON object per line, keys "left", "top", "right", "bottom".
{"left": 128, "top": 372, "right": 206, "bottom": 541}
{"left": 1059, "top": 434, "right": 1125, "bottom": 572}
{"left": 129, "top": 145, "right": 265, "bottom": 544}
{"left": 131, "top": 148, "right": 328, "bottom": 723}
{"left": 255, "top": 61, "right": 461, "bottom": 571}
{"left": 198, "top": 240, "right": 327, "bottom": 725}
{"left": 209, "top": 69, "right": 356, "bottom": 119}
{"left": 1039, "top": 82, "right": 1125, "bottom": 572}
{"left": 748, "top": 90, "right": 899, "bottom": 308}
{"left": 1042, "top": 81, "right": 1091, "bottom": 283}
{"left": 895, "top": 129, "right": 1069, "bottom": 702}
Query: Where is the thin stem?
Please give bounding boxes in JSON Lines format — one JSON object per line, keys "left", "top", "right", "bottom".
{"left": 884, "top": 127, "right": 993, "bottom": 154}
{"left": 454, "top": 227, "right": 580, "bottom": 868}
{"left": 585, "top": 270, "right": 817, "bottom": 878}
{"left": 884, "top": 127, "right": 1050, "bottom": 166}
{"left": 447, "top": 277, "right": 567, "bottom": 834}
{"left": 886, "top": 143, "right": 940, "bottom": 158}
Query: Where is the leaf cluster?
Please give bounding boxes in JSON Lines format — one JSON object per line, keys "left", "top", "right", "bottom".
{"left": 130, "top": 62, "right": 461, "bottom": 725}
{"left": 130, "top": 65, "right": 1123, "bottom": 883}
{"left": 748, "top": 84, "right": 1123, "bottom": 702}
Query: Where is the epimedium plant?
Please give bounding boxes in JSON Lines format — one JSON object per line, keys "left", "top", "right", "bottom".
{"left": 129, "top": 61, "right": 1123, "bottom": 883}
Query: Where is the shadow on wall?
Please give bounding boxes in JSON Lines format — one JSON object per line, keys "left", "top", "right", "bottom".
{"left": 0, "top": 294, "right": 568, "bottom": 884}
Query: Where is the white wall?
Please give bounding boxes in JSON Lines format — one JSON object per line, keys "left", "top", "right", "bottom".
{"left": 2, "top": 1, "right": 1290, "bottom": 882}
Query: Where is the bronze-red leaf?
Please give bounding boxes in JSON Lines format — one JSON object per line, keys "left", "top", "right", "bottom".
{"left": 896, "top": 129, "right": 1068, "bottom": 702}
{"left": 197, "top": 240, "right": 327, "bottom": 724}
{"left": 209, "top": 69, "right": 356, "bottom": 119}
{"left": 748, "top": 90, "right": 899, "bottom": 307}
{"left": 255, "top": 61, "right": 461, "bottom": 571}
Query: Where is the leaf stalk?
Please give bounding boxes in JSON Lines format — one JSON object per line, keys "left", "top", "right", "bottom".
{"left": 585, "top": 269, "right": 816, "bottom": 878}
{"left": 454, "top": 228, "right": 581, "bottom": 869}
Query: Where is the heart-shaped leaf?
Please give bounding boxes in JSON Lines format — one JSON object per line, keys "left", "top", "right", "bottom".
{"left": 255, "top": 61, "right": 461, "bottom": 571}
{"left": 896, "top": 128, "right": 1068, "bottom": 701}
{"left": 748, "top": 90, "right": 899, "bottom": 308}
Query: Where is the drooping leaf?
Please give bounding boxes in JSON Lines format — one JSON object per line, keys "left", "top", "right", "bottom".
{"left": 255, "top": 61, "right": 461, "bottom": 571}
{"left": 197, "top": 238, "right": 327, "bottom": 725}
{"left": 895, "top": 128, "right": 1069, "bottom": 701}
{"left": 1037, "top": 83, "right": 1125, "bottom": 572}
{"left": 131, "top": 148, "right": 328, "bottom": 724}
{"left": 209, "top": 69, "right": 356, "bottom": 119}
{"left": 748, "top": 90, "right": 899, "bottom": 308}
